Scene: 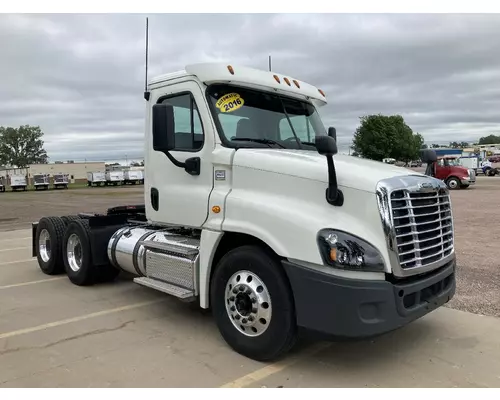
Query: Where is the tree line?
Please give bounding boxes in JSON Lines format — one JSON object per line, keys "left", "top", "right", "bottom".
{"left": 2, "top": 121, "right": 500, "bottom": 168}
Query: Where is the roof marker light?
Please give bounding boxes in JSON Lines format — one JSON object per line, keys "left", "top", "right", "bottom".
{"left": 293, "top": 80, "right": 300, "bottom": 88}
{"left": 273, "top": 74, "right": 280, "bottom": 83}
{"left": 227, "top": 65, "right": 234, "bottom": 75}
{"left": 318, "top": 89, "right": 326, "bottom": 97}
{"left": 284, "top": 77, "right": 291, "bottom": 86}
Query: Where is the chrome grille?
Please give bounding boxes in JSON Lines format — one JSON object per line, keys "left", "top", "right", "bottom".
{"left": 376, "top": 175, "right": 455, "bottom": 277}
{"left": 391, "top": 188, "right": 453, "bottom": 269}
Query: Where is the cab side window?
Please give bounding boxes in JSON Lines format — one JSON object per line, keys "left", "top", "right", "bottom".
{"left": 160, "top": 93, "right": 204, "bottom": 151}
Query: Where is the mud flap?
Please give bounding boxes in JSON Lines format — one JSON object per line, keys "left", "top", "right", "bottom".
{"left": 32, "top": 222, "right": 38, "bottom": 257}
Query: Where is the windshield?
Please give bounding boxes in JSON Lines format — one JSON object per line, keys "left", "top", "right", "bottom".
{"left": 439, "top": 158, "right": 460, "bottom": 167}
{"left": 206, "top": 84, "right": 327, "bottom": 149}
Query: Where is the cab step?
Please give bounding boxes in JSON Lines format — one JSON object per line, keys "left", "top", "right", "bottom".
{"left": 133, "top": 277, "right": 196, "bottom": 301}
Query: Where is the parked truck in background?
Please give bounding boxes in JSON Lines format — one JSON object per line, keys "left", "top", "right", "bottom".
{"left": 124, "top": 169, "right": 144, "bottom": 185}
{"left": 87, "top": 171, "right": 106, "bottom": 187}
{"left": 105, "top": 170, "right": 124, "bottom": 186}
{"left": 53, "top": 173, "right": 70, "bottom": 189}
{"left": 32, "top": 63, "right": 456, "bottom": 361}
{"left": 10, "top": 175, "right": 27, "bottom": 191}
{"left": 33, "top": 173, "right": 51, "bottom": 190}
{"left": 423, "top": 155, "right": 476, "bottom": 189}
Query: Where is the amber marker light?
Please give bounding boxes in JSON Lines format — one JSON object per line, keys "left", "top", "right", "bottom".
{"left": 212, "top": 206, "right": 221, "bottom": 214}
{"left": 227, "top": 65, "right": 235, "bottom": 75}
{"left": 273, "top": 74, "right": 280, "bottom": 83}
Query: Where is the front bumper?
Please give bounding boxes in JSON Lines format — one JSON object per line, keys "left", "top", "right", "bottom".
{"left": 461, "top": 178, "right": 475, "bottom": 185}
{"left": 282, "top": 258, "right": 456, "bottom": 339}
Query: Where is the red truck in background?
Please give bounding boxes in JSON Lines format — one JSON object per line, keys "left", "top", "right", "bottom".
{"left": 424, "top": 155, "right": 476, "bottom": 190}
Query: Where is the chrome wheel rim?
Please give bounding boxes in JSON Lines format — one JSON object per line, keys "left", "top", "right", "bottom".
{"left": 448, "top": 179, "right": 458, "bottom": 189}
{"left": 39, "top": 229, "right": 51, "bottom": 263}
{"left": 67, "top": 233, "right": 83, "bottom": 272}
{"left": 225, "top": 270, "right": 272, "bottom": 337}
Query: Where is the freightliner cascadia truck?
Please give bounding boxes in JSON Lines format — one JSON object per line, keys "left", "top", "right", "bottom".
{"left": 32, "top": 63, "right": 456, "bottom": 361}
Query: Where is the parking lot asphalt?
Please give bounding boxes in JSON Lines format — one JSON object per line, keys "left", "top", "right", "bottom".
{"left": 1, "top": 229, "right": 500, "bottom": 387}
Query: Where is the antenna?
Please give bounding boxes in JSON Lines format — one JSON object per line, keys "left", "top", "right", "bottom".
{"left": 143, "top": 17, "right": 150, "bottom": 101}
{"left": 268, "top": 55, "right": 272, "bottom": 71}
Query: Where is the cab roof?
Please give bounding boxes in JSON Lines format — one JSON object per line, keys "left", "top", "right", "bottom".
{"left": 149, "top": 62, "right": 328, "bottom": 106}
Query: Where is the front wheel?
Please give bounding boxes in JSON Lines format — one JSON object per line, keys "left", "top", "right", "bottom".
{"left": 210, "top": 245, "right": 297, "bottom": 361}
{"left": 446, "top": 177, "right": 461, "bottom": 190}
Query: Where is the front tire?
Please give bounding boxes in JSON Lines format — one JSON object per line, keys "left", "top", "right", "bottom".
{"left": 446, "top": 177, "right": 461, "bottom": 190}
{"left": 210, "top": 245, "right": 297, "bottom": 361}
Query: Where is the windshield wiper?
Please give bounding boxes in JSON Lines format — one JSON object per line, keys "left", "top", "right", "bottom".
{"left": 232, "top": 138, "right": 286, "bottom": 149}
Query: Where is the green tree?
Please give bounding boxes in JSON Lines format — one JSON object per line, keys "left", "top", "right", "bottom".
{"left": 351, "top": 114, "right": 424, "bottom": 162}
{"left": 478, "top": 134, "right": 500, "bottom": 145}
{"left": 0, "top": 125, "right": 48, "bottom": 167}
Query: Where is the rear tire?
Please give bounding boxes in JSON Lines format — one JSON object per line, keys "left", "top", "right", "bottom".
{"left": 63, "top": 219, "right": 96, "bottom": 286}
{"left": 210, "top": 245, "right": 297, "bottom": 361}
{"left": 62, "top": 219, "right": 120, "bottom": 286}
{"left": 35, "top": 216, "right": 67, "bottom": 275}
{"left": 61, "top": 215, "right": 81, "bottom": 226}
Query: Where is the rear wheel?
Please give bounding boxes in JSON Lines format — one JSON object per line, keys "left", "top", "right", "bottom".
{"left": 61, "top": 215, "right": 81, "bottom": 226}
{"left": 35, "top": 216, "right": 66, "bottom": 275}
{"left": 210, "top": 245, "right": 297, "bottom": 361}
{"left": 63, "top": 219, "right": 120, "bottom": 286}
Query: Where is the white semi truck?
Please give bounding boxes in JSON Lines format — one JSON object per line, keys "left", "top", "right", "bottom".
{"left": 33, "top": 173, "right": 50, "bottom": 190}
{"left": 53, "top": 173, "right": 70, "bottom": 189}
{"left": 105, "top": 170, "right": 125, "bottom": 186}
{"left": 87, "top": 171, "right": 106, "bottom": 187}
{"left": 124, "top": 169, "right": 144, "bottom": 185}
{"left": 10, "top": 175, "right": 27, "bottom": 191}
{"left": 31, "top": 63, "right": 456, "bottom": 361}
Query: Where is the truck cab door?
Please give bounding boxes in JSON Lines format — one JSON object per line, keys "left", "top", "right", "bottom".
{"left": 146, "top": 80, "right": 214, "bottom": 228}
{"left": 434, "top": 159, "right": 448, "bottom": 180}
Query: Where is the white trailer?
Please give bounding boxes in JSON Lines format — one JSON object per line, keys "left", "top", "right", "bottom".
{"left": 124, "top": 170, "right": 144, "bottom": 185}
{"left": 53, "top": 173, "right": 70, "bottom": 189}
{"left": 31, "top": 62, "right": 456, "bottom": 362}
{"left": 458, "top": 156, "right": 479, "bottom": 172}
{"left": 10, "top": 175, "right": 27, "bottom": 191}
{"left": 87, "top": 171, "right": 106, "bottom": 187}
{"left": 105, "top": 170, "right": 124, "bottom": 186}
{"left": 33, "top": 173, "right": 50, "bottom": 190}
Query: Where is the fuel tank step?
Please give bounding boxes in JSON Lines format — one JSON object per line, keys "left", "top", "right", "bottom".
{"left": 133, "top": 277, "right": 196, "bottom": 301}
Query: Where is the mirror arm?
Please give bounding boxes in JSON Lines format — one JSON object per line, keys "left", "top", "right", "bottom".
{"left": 325, "top": 156, "right": 344, "bottom": 206}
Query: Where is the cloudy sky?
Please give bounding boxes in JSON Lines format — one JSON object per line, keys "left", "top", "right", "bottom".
{"left": 1, "top": 13, "right": 500, "bottom": 162}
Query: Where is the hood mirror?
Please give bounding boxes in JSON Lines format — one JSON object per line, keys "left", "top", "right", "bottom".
{"left": 315, "top": 135, "right": 343, "bottom": 207}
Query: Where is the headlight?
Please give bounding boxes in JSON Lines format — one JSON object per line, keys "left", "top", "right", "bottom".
{"left": 317, "top": 229, "right": 385, "bottom": 272}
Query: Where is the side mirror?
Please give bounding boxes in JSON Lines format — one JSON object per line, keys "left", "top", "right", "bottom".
{"left": 420, "top": 148, "right": 437, "bottom": 164}
{"left": 328, "top": 126, "right": 337, "bottom": 141}
{"left": 152, "top": 103, "right": 175, "bottom": 153}
{"left": 315, "top": 135, "right": 343, "bottom": 207}
{"left": 315, "top": 135, "right": 338, "bottom": 156}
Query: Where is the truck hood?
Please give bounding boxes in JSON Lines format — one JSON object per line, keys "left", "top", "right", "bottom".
{"left": 232, "top": 149, "right": 422, "bottom": 193}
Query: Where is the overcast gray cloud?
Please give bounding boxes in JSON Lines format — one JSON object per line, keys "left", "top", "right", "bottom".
{"left": 1, "top": 13, "right": 500, "bottom": 161}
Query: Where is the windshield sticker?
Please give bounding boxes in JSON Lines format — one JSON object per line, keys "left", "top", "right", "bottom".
{"left": 216, "top": 93, "right": 244, "bottom": 113}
